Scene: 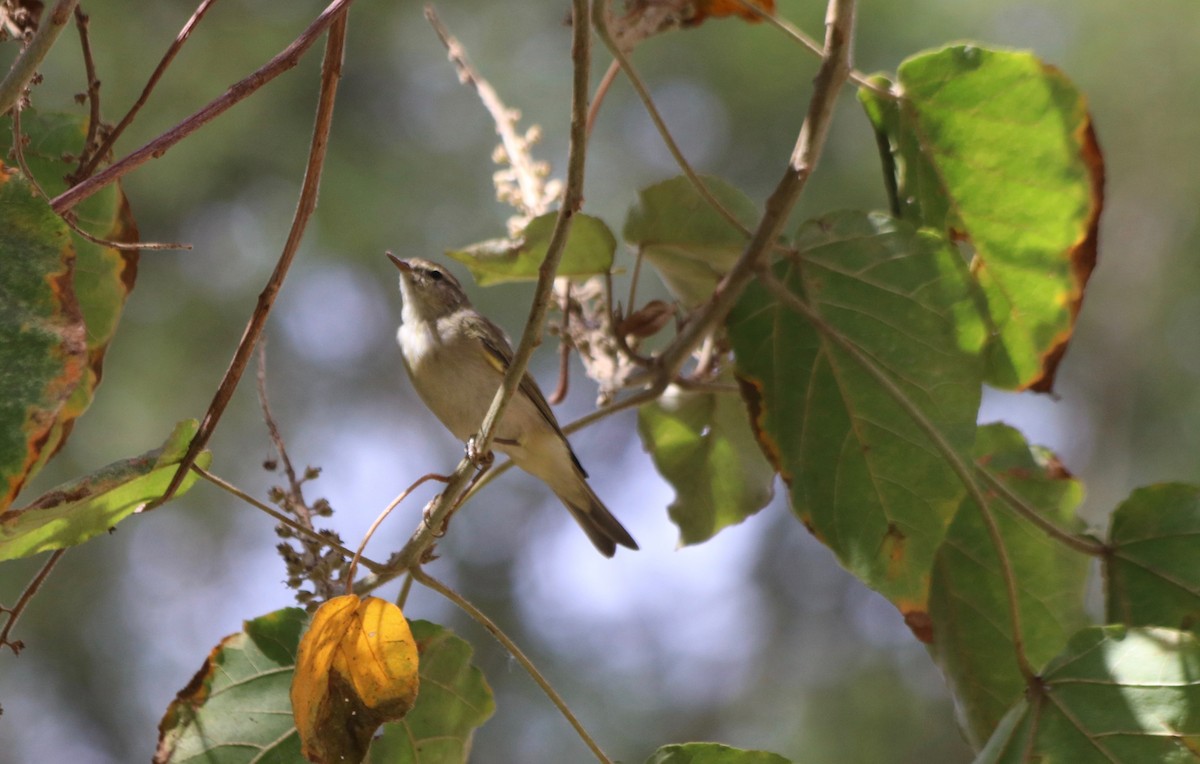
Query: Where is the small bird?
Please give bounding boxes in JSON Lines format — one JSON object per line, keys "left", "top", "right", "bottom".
{"left": 387, "top": 253, "right": 638, "bottom": 557}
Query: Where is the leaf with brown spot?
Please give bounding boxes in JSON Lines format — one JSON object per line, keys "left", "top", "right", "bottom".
{"left": 0, "top": 166, "right": 85, "bottom": 509}
{"left": 727, "top": 211, "right": 984, "bottom": 608}
{"left": 0, "top": 111, "right": 140, "bottom": 477}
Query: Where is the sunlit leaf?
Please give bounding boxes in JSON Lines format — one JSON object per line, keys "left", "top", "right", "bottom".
{"left": 637, "top": 375, "right": 775, "bottom": 545}
{"left": 0, "top": 419, "right": 209, "bottom": 561}
{"left": 623, "top": 175, "right": 758, "bottom": 307}
{"left": 647, "top": 742, "right": 792, "bottom": 764}
{"left": 727, "top": 211, "right": 984, "bottom": 611}
{"left": 0, "top": 166, "right": 84, "bottom": 509}
{"left": 447, "top": 212, "right": 614, "bottom": 286}
{"left": 1106, "top": 483, "right": 1200, "bottom": 634}
{"left": 292, "top": 595, "right": 419, "bottom": 764}
{"left": 860, "top": 47, "right": 1103, "bottom": 392}
{"left": 928, "top": 423, "right": 1089, "bottom": 748}
{"left": 369, "top": 620, "right": 496, "bottom": 764}
{"left": 976, "top": 626, "right": 1200, "bottom": 763}
{"left": 154, "top": 608, "right": 308, "bottom": 764}
{"left": 0, "top": 111, "right": 140, "bottom": 477}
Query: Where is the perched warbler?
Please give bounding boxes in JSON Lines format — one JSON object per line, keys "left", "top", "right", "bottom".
{"left": 387, "top": 253, "right": 638, "bottom": 557}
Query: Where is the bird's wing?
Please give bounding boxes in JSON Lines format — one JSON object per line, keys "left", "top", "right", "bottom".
{"left": 476, "top": 317, "right": 588, "bottom": 477}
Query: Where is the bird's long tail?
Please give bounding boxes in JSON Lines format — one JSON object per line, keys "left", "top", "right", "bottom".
{"left": 555, "top": 479, "right": 638, "bottom": 558}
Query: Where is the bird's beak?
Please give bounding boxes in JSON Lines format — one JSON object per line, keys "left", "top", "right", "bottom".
{"left": 386, "top": 252, "right": 411, "bottom": 272}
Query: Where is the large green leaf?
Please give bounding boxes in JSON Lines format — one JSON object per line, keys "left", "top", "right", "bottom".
{"left": 637, "top": 374, "right": 775, "bottom": 545}
{"left": 647, "top": 743, "right": 792, "bottom": 764}
{"left": 727, "top": 211, "right": 984, "bottom": 611}
{"left": 623, "top": 175, "right": 758, "bottom": 307}
{"left": 0, "top": 111, "right": 139, "bottom": 487}
{"left": 154, "top": 608, "right": 308, "bottom": 764}
{"left": 976, "top": 626, "right": 1200, "bottom": 763}
{"left": 1106, "top": 483, "right": 1200, "bottom": 634}
{"left": 0, "top": 167, "right": 84, "bottom": 509}
{"left": 0, "top": 420, "right": 210, "bottom": 561}
{"left": 928, "top": 423, "right": 1089, "bottom": 748}
{"left": 447, "top": 211, "right": 614, "bottom": 286}
{"left": 369, "top": 620, "right": 496, "bottom": 764}
{"left": 861, "top": 46, "right": 1103, "bottom": 392}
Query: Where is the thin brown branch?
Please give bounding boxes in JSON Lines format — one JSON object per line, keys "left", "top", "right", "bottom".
{"left": 346, "top": 473, "right": 450, "bottom": 593}
{"left": 758, "top": 267, "right": 1036, "bottom": 682}
{"left": 592, "top": 1, "right": 753, "bottom": 239}
{"left": 355, "top": 0, "right": 593, "bottom": 590}
{"left": 66, "top": 222, "right": 189, "bottom": 252}
{"left": 631, "top": 0, "right": 856, "bottom": 393}
{"left": 0, "top": 0, "right": 78, "bottom": 116}
{"left": 71, "top": 5, "right": 103, "bottom": 179}
{"left": 412, "top": 568, "right": 614, "bottom": 764}
{"left": 548, "top": 282, "right": 572, "bottom": 405}
{"left": 50, "top": 0, "right": 351, "bottom": 213}
{"left": 0, "top": 549, "right": 65, "bottom": 654}
{"left": 74, "top": 0, "right": 222, "bottom": 182}
{"left": 155, "top": 9, "right": 348, "bottom": 505}
{"left": 256, "top": 342, "right": 306, "bottom": 518}
{"left": 425, "top": 4, "right": 551, "bottom": 218}
{"left": 192, "top": 465, "right": 380, "bottom": 572}
{"left": 585, "top": 58, "right": 620, "bottom": 139}
{"left": 734, "top": 0, "right": 891, "bottom": 95}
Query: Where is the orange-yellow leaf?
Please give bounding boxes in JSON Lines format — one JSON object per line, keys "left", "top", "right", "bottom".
{"left": 291, "top": 595, "right": 419, "bottom": 764}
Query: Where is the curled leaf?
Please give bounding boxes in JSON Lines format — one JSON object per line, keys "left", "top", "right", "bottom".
{"left": 291, "top": 595, "right": 419, "bottom": 764}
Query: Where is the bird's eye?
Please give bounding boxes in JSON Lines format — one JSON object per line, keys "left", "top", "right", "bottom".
{"left": 429, "top": 270, "right": 443, "bottom": 282}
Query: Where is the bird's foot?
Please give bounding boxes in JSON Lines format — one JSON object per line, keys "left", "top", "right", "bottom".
{"left": 466, "top": 437, "right": 494, "bottom": 470}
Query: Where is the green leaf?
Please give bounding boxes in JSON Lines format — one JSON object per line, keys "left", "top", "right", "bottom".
{"left": 369, "top": 620, "right": 496, "bottom": 764}
{"left": 154, "top": 608, "right": 309, "bottom": 764}
{"left": 0, "top": 111, "right": 140, "bottom": 490}
{"left": 647, "top": 743, "right": 792, "bottom": 764}
{"left": 858, "top": 74, "right": 953, "bottom": 230}
{"left": 727, "top": 211, "right": 984, "bottom": 611}
{"left": 0, "top": 420, "right": 210, "bottom": 561}
{"left": 637, "top": 373, "right": 775, "bottom": 545}
{"left": 623, "top": 175, "right": 758, "bottom": 307}
{"left": 447, "top": 212, "right": 614, "bottom": 286}
{"left": 867, "top": 46, "right": 1103, "bottom": 392}
{"left": 1106, "top": 483, "right": 1200, "bottom": 634}
{"left": 928, "top": 423, "right": 1089, "bottom": 748}
{"left": 975, "top": 626, "right": 1200, "bottom": 763}
{"left": 0, "top": 167, "right": 84, "bottom": 509}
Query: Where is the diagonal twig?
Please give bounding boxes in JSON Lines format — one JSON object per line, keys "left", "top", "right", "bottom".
{"left": 50, "top": 0, "right": 353, "bottom": 214}
{"left": 73, "top": 0, "right": 223, "bottom": 182}
{"left": 0, "top": 549, "right": 65, "bottom": 654}
{"left": 154, "top": 9, "right": 349, "bottom": 506}
{"left": 412, "top": 567, "right": 614, "bottom": 764}
{"left": 593, "top": 0, "right": 753, "bottom": 239}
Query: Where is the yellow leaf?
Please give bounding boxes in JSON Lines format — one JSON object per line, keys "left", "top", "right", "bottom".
{"left": 291, "top": 595, "right": 419, "bottom": 764}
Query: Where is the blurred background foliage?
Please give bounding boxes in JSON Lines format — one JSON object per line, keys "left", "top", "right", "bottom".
{"left": 1, "top": 1, "right": 1198, "bottom": 762}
